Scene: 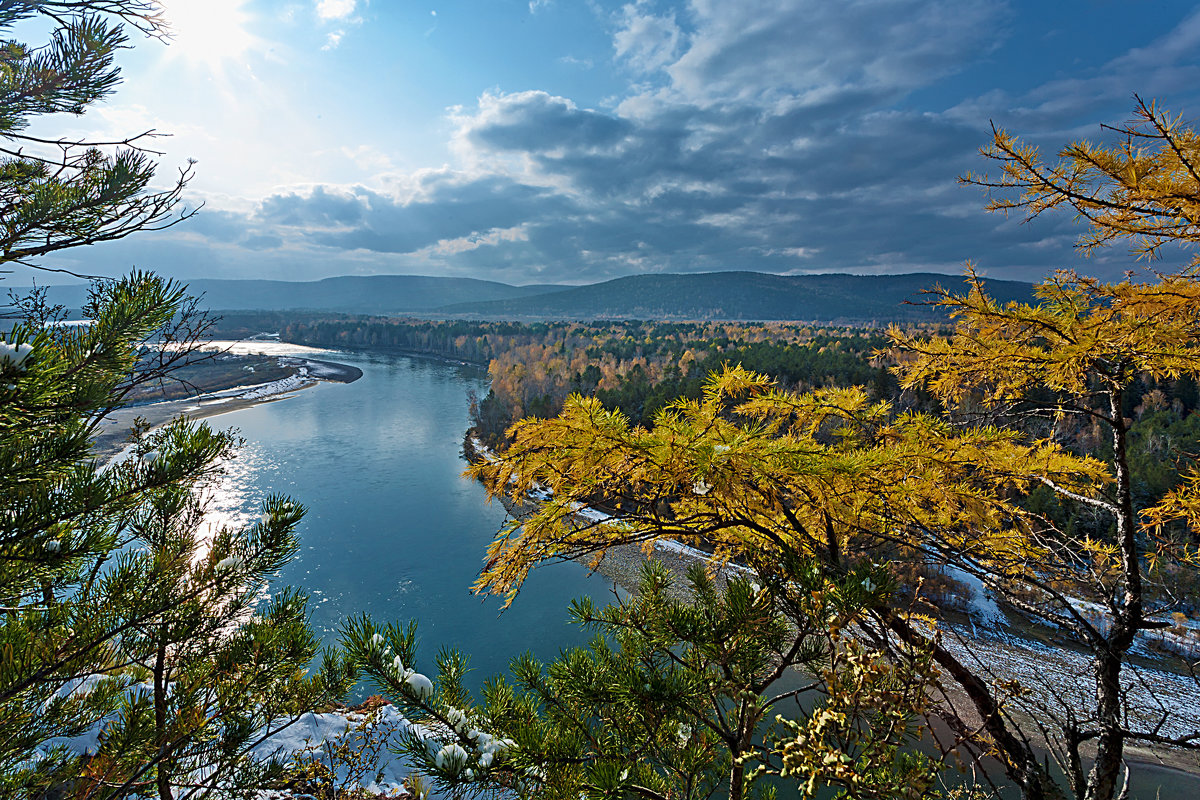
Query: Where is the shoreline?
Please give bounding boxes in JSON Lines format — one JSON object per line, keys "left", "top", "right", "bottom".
{"left": 91, "top": 388, "right": 315, "bottom": 461}
{"left": 91, "top": 355, "right": 362, "bottom": 461}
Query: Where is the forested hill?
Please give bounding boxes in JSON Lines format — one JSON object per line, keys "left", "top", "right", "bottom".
{"left": 29, "top": 271, "right": 1033, "bottom": 323}
{"left": 437, "top": 272, "right": 1034, "bottom": 322}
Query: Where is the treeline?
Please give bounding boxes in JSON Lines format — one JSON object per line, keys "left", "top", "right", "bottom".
{"left": 208, "top": 310, "right": 340, "bottom": 340}
{"left": 592, "top": 336, "right": 897, "bottom": 427}
{"left": 274, "top": 314, "right": 1200, "bottom": 544}
{"left": 274, "top": 316, "right": 903, "bottom": 444}
{"left": 1026, "top": 375, "right": 1200, "bottom": 539}
{"left": 281, "top": 316, "right": 551, "bottom": 364}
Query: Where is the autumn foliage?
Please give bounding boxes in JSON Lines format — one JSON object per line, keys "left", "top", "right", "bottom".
{"left": 468, "top": 101, "right": 1200, "bottom": 800}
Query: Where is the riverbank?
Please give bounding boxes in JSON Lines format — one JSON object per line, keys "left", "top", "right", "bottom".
{"left": 91, "top": 354, "right": 362, "bottom": 461}
{"left": 279, "top": 337, "right": 490, "bottom": 369}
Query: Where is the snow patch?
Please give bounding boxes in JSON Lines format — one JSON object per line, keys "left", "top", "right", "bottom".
{"left": 252, "top": 706, "right": 447, "bottom": 798}
{"left": 944, "top": 563, "right": 1006, "bottom": 628}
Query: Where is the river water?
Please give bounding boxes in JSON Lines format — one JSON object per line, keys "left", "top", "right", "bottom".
{"left": 200, "top": 343, "right": 614, "bottom": 689}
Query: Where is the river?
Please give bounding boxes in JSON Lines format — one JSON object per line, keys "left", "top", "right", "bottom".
{"left": 199, "top": 342, "right": 615, "bottom": 689}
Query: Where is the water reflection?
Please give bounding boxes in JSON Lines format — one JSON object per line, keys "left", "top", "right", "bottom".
{"left": 193, "top": 344, "right": 616, "bottom": 690}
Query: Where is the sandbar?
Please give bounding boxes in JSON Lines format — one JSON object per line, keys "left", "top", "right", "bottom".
{"left": 91, "top": 355, "right": 361, "bottom": 461}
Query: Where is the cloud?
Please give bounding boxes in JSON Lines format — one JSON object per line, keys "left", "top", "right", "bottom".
{"left": 458, "top": 91, "right": 632, "bottom": 158}
{"left": 315, "top": 0, "right": 357, "bottom": 22}
{"left": 429, "top": 225, "right": 530, "bottom": 256}
{"left": 61, "top": 1, "right": 1200, "bottom": 286}
{"left": 945, "top": 7, "right": 1200, "bottom": 133}
{"left": 613, "top": 4, "right": 682, "bottom": 73}
{"left": 248, "top": 175, "right": 575, "bottom": 258}
{"left": 315, "top": 0, "right": 361, "bottom": 49}
{"left": 655, "top": 0, "right": 1004, "bottom": 107}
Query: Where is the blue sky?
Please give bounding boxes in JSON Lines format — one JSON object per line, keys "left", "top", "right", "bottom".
{"left": 17, "top": 0, "right": 1200, "bottom": 285}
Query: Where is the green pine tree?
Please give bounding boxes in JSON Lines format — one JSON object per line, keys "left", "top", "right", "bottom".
{"left": 346, "top": 558, "right": 946, "bottom": 800}
{"left": 0, "top": 1, "right": 194, "bottom": 274}
{"left": 1, "top": 4, "right": 354, "bottom": 797}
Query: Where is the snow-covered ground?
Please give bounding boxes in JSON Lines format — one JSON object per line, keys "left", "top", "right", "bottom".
{"left": 943, "top": 563, "right": 1006, "bottom": 630}
{"left": 35, "top": 685, "right": 437, "bottom": 799}
{"left": 236, "top": 369, "right": 314, "bottom": 400}
{"left": 251, "top": 705, "right": 435, "bottom": 798}
{"left": 179, "top": 339, "right": 344, "bottom": 359}
{"left": 937, "top": 621, "right": 1200, "bottom": 742}
{"left": 523, "top": 485, "right": 1200, "bottom": 750}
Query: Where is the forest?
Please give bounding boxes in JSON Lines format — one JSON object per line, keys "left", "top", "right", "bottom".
{"left": 275, "top": 312, "right": 1200, "bottom": 556}
{"left": 274, "top": 316, "right": 900, "bottom": 441}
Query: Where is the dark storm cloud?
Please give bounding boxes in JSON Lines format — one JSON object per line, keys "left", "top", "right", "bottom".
{"left": 253, "top": 176, "right": 574, "bottom": 255}
{"left": 465, "top": 91, "right": 633, "bottom": 153}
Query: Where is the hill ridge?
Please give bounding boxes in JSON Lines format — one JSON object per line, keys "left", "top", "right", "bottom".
{"left": 26, "top": 271, "right": 1033, "bottom": 323}
{"left": 433, "top": 271, "right": 1031, "bottom": 322}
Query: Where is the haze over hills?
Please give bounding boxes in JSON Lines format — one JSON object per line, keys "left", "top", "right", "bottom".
{"left": 435, "top": 272, "right": 1034, "bottom": 323}
{"left": 25, "top": 271, "right": 1033, "bottom": 323}
{"left": 29, "top": 275, "right": 558, "bottom": 315}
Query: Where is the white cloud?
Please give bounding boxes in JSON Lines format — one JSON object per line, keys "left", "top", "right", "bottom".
{"left": 613, "top": 4, "right": 681, "bottom": 73}
{"left": 661, "top": 0, "right": 1002, "bottom": 106}
{"left": 322, "top": 30, "right": 344, "bottom": 50}
{"left": 340, "top": 144, "right": 394, "bottom": 171}
{"left": 316, "top": 0, "right": 357, "bottom": 22}
{"left": 429, "top": 225, "right": 530, "bottom": 256}
{"left": 529, "top": 0, "right": 552, "bottom": 13}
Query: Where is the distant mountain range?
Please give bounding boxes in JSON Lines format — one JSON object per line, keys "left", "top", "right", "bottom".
{"left": 26, "top": 275, "right": 556, "bottom": 316}
{"left": 436, "top": 272, "right": 1034, "bottom": 323}
{"left": 25, "top": 271, "right": 1033, "bottom": 323}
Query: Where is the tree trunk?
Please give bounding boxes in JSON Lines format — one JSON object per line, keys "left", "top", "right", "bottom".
{"left": 728, "top": 699, "right": 755, "bottom": 800}
{"left": 154, "top": 636, "right": 173, "bottom": 800}
{"left": 885, "top": 612, "right": 1066, "bottom": 800}
{"left": 1084, "top": 650, "right": 1127, "bottom": 800}
{"left": 1084, "top": 389, "right": 1141, "bottom": 800}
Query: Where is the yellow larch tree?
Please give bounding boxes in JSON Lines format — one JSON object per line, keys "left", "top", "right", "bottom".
{"left": 470, "top": 364, "right": 1106, "bottom": 799}
{"left": 890, "top": 267, "right": 1200, "bottom": 800}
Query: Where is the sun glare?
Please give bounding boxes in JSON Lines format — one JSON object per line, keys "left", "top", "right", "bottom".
{"left": 159, "top": 0, "right": 259, "bottom": 69}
